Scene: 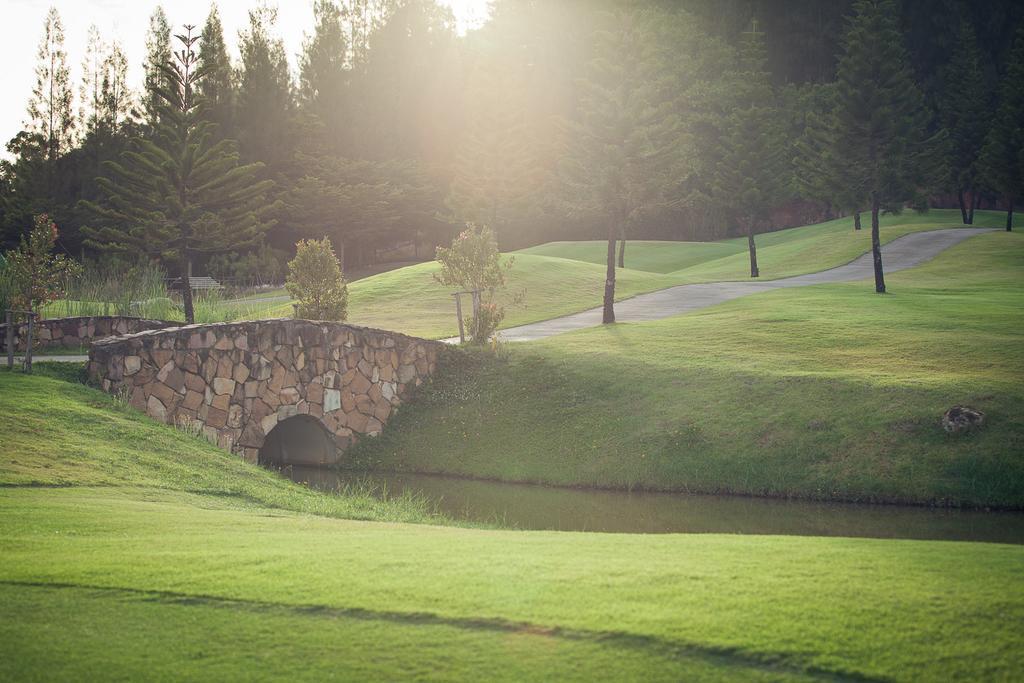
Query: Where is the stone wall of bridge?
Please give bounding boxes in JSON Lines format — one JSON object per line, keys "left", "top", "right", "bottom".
{"left": 87, "top": 319, "right": 442, "bottom": 464}
{"left": 1, "top": 316, "right": 175, "bottom": 353}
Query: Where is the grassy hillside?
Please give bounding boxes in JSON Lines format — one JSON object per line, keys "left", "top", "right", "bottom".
{"left": 351, "top": 230, "right": 1024, "bottom": 507}
{"left": 270, "top": 254, "right": 680, "bottom": 339}
{"left": 1, "top": 368, "right": 1022, "bottom": 680}
{"left": 270, "top": 209, "right": 1002, "bottom": 340}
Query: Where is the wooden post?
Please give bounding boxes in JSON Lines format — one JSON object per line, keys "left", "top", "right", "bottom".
{"left": 5, "top": 310, "right": 13, "bottom": 370}
{"left": 452, "top": 293, "right": 465, "bottom": 344}
{"left": 23, "top": 312, "right": 35, "bottom": 374}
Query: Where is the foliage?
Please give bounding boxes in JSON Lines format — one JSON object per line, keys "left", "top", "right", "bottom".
{"left": 197, "top": 5, "right": 235, "bottom": 140}
{"left": 286, "top": 237, "right": 348, "bottom": 321}
{"left": 27, "top": 8, "right": 74, "bottom": 164}
{"left": 4, "top": 214, "right": 80, "bottom": 312}
{"left": 207, "top": 242, "right": 286, "bottom": 286}
{"left": 938, "top": 17, "right": 992, "bottom": 223}
{"left": 434, "top": 224, "right": 515, "bottom": 343}
{"left": 979, "top": 23, "right": 1024, "bottom": 230}
{"left": 45, "top": 258, "right": 172, "bottom": 320}
{"left": 799, "top": 0, "right": 944, "bottom": 293}
{"left": 81, "top": 26, "right": 277, "bottom": 324}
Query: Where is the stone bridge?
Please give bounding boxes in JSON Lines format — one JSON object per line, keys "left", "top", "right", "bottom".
{"left": 88, "top": 320, "right": 442, "bottom": 466}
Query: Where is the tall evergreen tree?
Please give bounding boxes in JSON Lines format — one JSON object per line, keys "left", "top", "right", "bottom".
{"left": 198, "top": 4, "right": 235, "bottom": 140}
{"left": 711, "top": 22, "right": 788, "bottom": 278}
{"left": 979, "top": 23, "right": 1024, "bottom": 232}
{"left": 805, "top": 0, "right": 942, "bottom": 293}
{"left": 300, "top": 0, "right": 349, "bottom": 152}
{"left": 101, "top": 40, "right": 132, "bottom": 132}
{"left": 446, "top": 56, "right": 542, "bottom": 236}
{"left": 236, "top": 6, "right": 295, "bottom": 169}
{"left": 82, "top": 26, "right": 277, "bottom": 323}
{"left": 79, "top": 25, "right": 106, "bottom": 138}
{"left": 27, "top": 7, "right": 74, "bottom": 166}
{"left": 561, "top": 8, "right": 691, "bottom": 323}
{"left": 143, "top": 6, "right": 172, "bottom": 128}
{"left": 939, "top": 17, "right": 991, "bottom": 224}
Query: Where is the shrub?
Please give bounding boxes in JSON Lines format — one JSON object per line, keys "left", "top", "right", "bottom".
{"left": 5, "top": 215, "right": 81, "bottom": 313}
{"left": 434, "top": 224, "right": 518, "bottom": 344}
{"left": 285, "top": 237, "right": 348, "bottom": 321}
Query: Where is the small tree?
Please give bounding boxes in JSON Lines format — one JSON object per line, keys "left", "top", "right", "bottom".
{"left": 6, "top": 214, "right": 80, "bottom": 313}
{"left": 434, "top": 224, "right": 514, "bottom": 343}
{"left": 286, "top": 237, "right": 348, "bottom": 321}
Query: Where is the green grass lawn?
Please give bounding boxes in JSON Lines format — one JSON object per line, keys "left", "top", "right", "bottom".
{"left": 268, "top": 209, "right": 1004, "bottom": 340}
{"left": 1, "top": 367, "right": 1022, "bottom": 680}
{"left": 351, "top": 230, "right": 1024, "bottom": 507}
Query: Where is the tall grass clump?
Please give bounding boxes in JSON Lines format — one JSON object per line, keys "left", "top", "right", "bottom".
{"left": 44, "top": 259, "right": 177, "bottom": 320}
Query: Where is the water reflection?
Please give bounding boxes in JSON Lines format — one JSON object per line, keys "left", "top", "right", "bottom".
{"left": 286, "top": 466, "right": 1024, "bottom": 544}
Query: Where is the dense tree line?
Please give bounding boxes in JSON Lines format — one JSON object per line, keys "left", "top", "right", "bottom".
{"left": 1, "top": 0, "right": 1022, "bottom": 292}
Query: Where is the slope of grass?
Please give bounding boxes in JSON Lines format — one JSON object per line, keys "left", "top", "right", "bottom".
{"left": 518, "top": 239, "right": 746, "bottom": 273}
{"left": 264, "top": 210, "right": 1002, "bottom": 340}
{"left": 0, "top": 366, "right": 448, "bottom": 524}
{"left": 2, "top": 364, "right": 1023, "bottom": 679}
{"left": 351, "top": 230, "right": 1024, "bottom": 507}
{"left": 268, "top": 253, "right": 680, "bottom": 339}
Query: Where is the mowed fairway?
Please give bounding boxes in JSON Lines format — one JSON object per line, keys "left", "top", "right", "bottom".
{"left": 353, "top": 230, "right": 1024, "bottom": 507}
{"left": 275, "top": 209, "right": 1006, "bottom": 339}
{"left": 1, "top": 371, "right": 1023, "bottom": 681}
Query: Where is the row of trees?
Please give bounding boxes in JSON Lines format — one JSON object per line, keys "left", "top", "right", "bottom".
{"left": 2, "top": 0, "right": 1023, "bottom": 324}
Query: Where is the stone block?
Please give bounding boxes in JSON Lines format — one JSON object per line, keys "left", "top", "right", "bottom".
{"left": 182, "top": 390, "right": 204, "bottom": 411}
{"left": 184, "top": 372, "right": 205, "bottom": 393}
{"left": 280, "top": 386, "right": 300, "bottom": 405}
{"left": 211, "top": 393, "right": 231, "bottom": 412}
{"left": 324, "top": 388, "right": 341, "bottom": 413}
{"left": 206, "top": 407, "right": 228, "bottom": 429}
{"left": 124, "top": 356, "right": 142, "bottom": 375}
{"left": 147, "top": 395, "right": 167, "bottom": 422}
{"left": 213, "top": 377, "right": 236, "bottom": 396}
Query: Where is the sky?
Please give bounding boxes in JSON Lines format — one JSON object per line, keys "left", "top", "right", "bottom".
{"left": 1, "top": 0, "right": 490, "bottom": 153}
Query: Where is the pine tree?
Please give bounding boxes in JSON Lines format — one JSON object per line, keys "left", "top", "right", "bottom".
{"left": 143, "top": 6, "right": 172, "bottom": 128}
{"left": 79, "top": 25, "right": 106, "bottom": 138}
{"left": 81, "top": 26, "right": 277, "bottom": 323}
{"left": 711, "top": 22, "right": 788, "bottom": 278}
{"left": 26, "top": 7, "right": 74, "bottom": 166}
{"left": 446, "top": 56, "right": 541, "bottom": 236}
{"left": 198, "top": 4, "right": 235, "bottom": 140}
{"left": 299, "top": 0, "right": 349, "bottom": 153}
{"left": 236, "top": 6, "right": 295, "bottom": 169}
{"left": 979, "top": 23, "right": 1024, "bottom": 232}
{"left": 561, "top": 8, "right": 691, "bottom": 323}
{"left": 811, "top": 0, "right": 942, "bottom": 293}
{"left": 939, "top": 17, "right": 991, "bottom": 224}
{"left": 101, "top": 40, "right": 132, "bottom": 132}
{"left": 794, "top": 83, "right": 868, "bottom": 229}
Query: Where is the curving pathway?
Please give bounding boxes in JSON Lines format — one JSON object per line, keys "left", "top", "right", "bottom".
{"left": 488, "top": 227, "right": 995, "bottom": 343}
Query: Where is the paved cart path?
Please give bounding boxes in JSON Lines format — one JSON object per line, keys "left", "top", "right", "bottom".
{"left": 482, "top": 227, "right": 995, "bottom": 343}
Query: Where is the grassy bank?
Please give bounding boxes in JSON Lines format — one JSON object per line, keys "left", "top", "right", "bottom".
{"left": 351, "top": 230, "right": 1024, "bottom": 507}
{"left": 2, "top": 368, "right": 1023, "bottom": 679}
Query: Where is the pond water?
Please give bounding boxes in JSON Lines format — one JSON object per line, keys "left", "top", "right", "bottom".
{"left": 284, "top": 466, "right": 1024, "bottom": 544}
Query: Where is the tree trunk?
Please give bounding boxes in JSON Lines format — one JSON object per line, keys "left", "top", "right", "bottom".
{"left": 183, "top": 256, "right": 195, "bottom": 324}
{"left": 969, "top": 190, "right": 981, "bottom": 224}
{"left": 957, "top": 189, "right": 969, "bottom": 224}
{"left": 617, "top": 231, "right": 626, "bottom": 269}
{"left": 871, "top": 201, "right": 886, "bottom": 294}
{"left": 603, "top": 223, "right": 616, "bottom": 324}
{"left": 1007, "top": 195, "right": 1015, "bottom": 232}
{"left": 853, "top": 210, "right": 861, "bottom": 230}
{"left": 747, "top": 227, "right": 759, "bottom": 278}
